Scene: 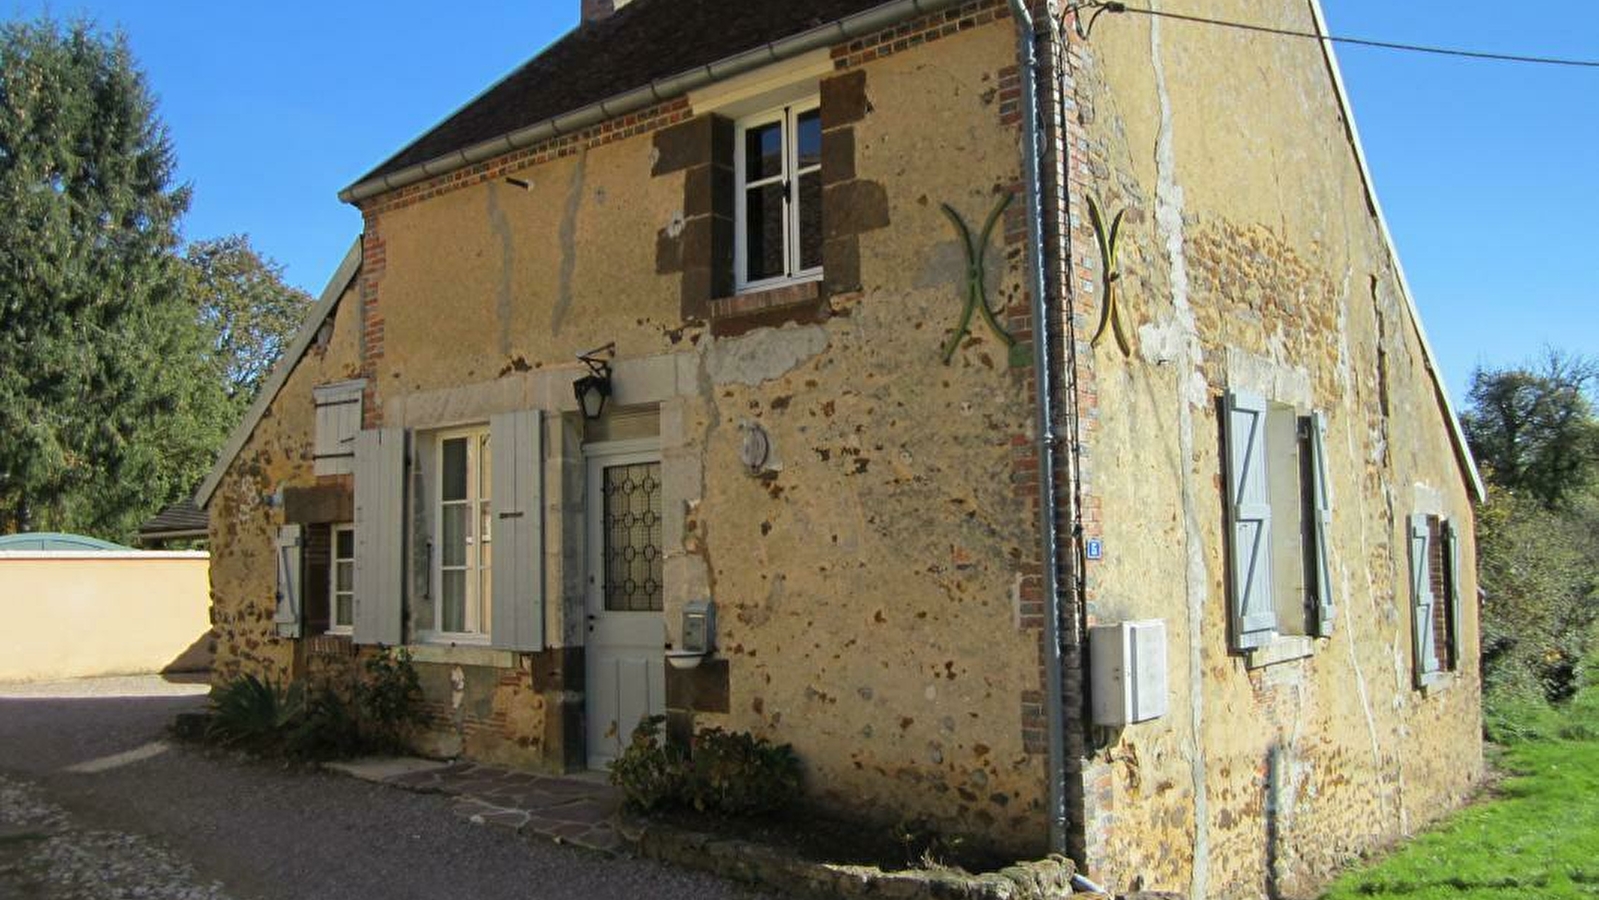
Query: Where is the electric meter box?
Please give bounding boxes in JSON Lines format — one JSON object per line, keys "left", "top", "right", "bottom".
{"left": 1089, "top": 619, "right": 1169, "bottom": 726}
{"left": 682, "top": 599, "right": 716, "bottom": 655}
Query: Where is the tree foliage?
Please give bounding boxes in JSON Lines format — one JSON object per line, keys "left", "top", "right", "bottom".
{"left": 0, "top": 18, "right": 228, "bottom": 538}
{"left": 0, "top": 19, "right": 315, "bottom": 541}
{"left": 1468, "top": 351, "right": 1599, "bottom": 716}
{"left": 1463, "top": 350, "right": 1599, "bottom": 509}
{"left": 185, "top": 234, "right": 312, "bottom": 410}
{"left": 1477, "top": 487, "right": 1599, "bottom": 705}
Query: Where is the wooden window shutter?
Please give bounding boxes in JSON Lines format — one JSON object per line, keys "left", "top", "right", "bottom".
{"left": 1225, "top": 390, "right": 1277, "bottom": 649}
{"left": 354, "top": 427, "right": 406, "bottom": 646}
{"left": 274, "top": 524, "right": 304, "bottom": 639}
{"left": 1445, "top": 520, "right": 1464, "bottom": 671}
{"left": 1308, "top": 411, "right": 1336, "bottom": 637}
{"left": 490, "top": 410, "right": 545, "bottom": 651}
{"left": 313, "top": 380, "right": 365, "bottom": 477}
{"left": 1409, "top": 513, "right": 1438, "bottom": 683}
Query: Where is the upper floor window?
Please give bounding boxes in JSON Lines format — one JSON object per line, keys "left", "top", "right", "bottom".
{"left": 735, "top": 100, "right": 822, "bottom": 291}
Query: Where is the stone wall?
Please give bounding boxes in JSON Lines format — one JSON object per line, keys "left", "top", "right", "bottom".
{"left": 1058, "top": 1, "right": 1483, "bottom": 896}
{"left": 208, "top": 5, "right": 1056, "bottom": 853}
{"left": 204, "top": 0, "right": 1486, "bottom": 885}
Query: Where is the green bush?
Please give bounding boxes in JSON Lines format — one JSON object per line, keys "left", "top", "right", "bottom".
{"left": 355, "top": 647, "right": 425, "bottom": 752}
{"left": 202, "top": 649, "right": 425, "bottom": 761}
{"left": 685, "top": 726, "right": 802, "bottom": 815}
{"left": 283, "top": 689, "right": 363, "bottom": 760}
{"left": 609, "top": 715, "right": 689, "bottom": 812}
{"left": 609, "top": 716, "right": 802, "bottom": 816}
{"left": 206, "top": 675, "right": 304, "bottom": 752}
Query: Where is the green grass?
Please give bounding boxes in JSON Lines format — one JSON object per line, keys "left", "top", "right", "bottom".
{"left": 1323, "top": 667, "right": 1599, "bottom": 899}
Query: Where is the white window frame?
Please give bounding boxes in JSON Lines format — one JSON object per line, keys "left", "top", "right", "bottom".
{"left": 427, "top": 425, "right": 493, "bottom": 644}
{"left": 733, "top": 98, "right": 822, "bottom": 292}
{"left": 328, "top": 523, "right": 355, "bottom": 634}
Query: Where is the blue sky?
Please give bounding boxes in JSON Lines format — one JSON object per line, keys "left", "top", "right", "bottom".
{"left": 7, "top": 1, "right": 1595, "bottom": 402}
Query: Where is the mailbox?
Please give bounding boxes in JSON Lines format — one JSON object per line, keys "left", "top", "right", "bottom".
{"left": 682, "top": 599, "right": 716, "bottom": 655}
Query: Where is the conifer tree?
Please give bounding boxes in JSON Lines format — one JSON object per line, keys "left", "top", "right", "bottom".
{"left": 0, "top": 18, "right": 225, "bottom": 539}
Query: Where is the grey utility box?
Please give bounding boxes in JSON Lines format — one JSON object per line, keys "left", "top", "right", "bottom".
{"left": 1089, "top": 619, "right": 1169, "bottom": 726}
{"left": 682, "top": 599, "right": 716, "bottom": 655}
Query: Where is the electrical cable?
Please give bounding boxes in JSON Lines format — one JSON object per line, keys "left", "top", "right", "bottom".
{"left": 1067, "top": 1, "right": 1599, "bottom": 68}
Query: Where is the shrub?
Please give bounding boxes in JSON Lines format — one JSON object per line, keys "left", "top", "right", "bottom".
{"left": 610, "top": 715, "right": 689, "bottom": 812}
{"left": 283, "top": 689, "right": 363, "bottom": 760}
{"left": 609, "top": 716, "right": 802, "bottom": 816}
{"left": 202, "top": 649, "right": 425, "bottom": 761}
{"left": 206, "top": 675, "right": 304, "bottom": 753}
{"left": 354, "top": 647, "right": 425, "bottom": 752}
{"left": 685, "top": 727, "right": 802, "bottom": 815}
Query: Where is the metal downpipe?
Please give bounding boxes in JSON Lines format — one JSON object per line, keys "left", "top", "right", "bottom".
{"left": 1007, "top": 0, "right": 1072, "bottom": 857}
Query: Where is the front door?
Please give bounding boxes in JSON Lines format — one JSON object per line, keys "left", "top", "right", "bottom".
{"left": 584, "top": 444, "right": 666, "bottom": 769}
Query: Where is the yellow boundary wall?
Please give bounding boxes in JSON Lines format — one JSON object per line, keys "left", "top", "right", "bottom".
{"left": 0, "top": 551, "right": 213, "bottom": 683}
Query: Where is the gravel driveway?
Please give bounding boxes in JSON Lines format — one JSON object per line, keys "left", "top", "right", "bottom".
{"left": 0, "top": 676, "right": 768, "bottom": 900}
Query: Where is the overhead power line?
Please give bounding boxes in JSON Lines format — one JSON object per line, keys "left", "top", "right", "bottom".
{"left": 1068, "top": 2, "right": 1599, "bottom": 69}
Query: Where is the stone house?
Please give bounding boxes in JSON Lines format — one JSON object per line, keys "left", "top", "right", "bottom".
{"left": 197, "top": 0, "right": 1485, "bottom": 896}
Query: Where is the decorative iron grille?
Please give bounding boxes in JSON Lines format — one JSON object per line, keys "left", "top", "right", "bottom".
{"left": 603, "top": 462, "right": 663, "bottom": 612}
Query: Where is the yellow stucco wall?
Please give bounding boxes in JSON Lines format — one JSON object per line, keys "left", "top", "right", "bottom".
{"left": 208, "top": 15, "right": 1050, "bottom": 851}
{"left": 1067, "top": 1, "right": 1482, "bottom": 896}
{"left": 204, "top": 0, "right": 1484, "bottom": 882}
{"left": 0, "top": 552, "right": 212, "bottom": 682}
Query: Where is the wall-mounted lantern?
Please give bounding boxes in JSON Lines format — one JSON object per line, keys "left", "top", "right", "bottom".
{"left": 573, "top": 344, "right": 614, "bottom": 420}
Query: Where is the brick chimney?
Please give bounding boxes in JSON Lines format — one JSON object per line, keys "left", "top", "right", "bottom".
{"left": 582, "top": 0, "right": 633, "bottom": 23}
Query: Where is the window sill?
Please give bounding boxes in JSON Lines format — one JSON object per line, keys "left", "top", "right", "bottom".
{"left": 709, "top": 278, "right": 825, "bottom": 337}
{"left": 305, "top": 633, "right": 355, "bottom": 658}
{"left": 408, "top": 642, "right": 515, "bottom": 669}
{"left": 1245, "top": 635, "right": 1316, "bottom": 669}
{"left": 1419, "top": 670, "right": 1457, "bottom": 696}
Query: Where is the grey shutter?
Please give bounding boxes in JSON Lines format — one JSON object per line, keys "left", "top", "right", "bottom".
{"left": 1308, "top": 411, "right": 1336, "bottom": 637}
{"left": 354, "top": 427, "right": 406, "bottom": 646}
{"left": 1226, "top": 390, "right": 1277, "bottom": 649}
{"left": 490, "top": 410, "right": 545, "bottom": 651}
{"left": 1409, "top": 513, "right": 1438, "bottom": 683}
{"left": 1445, "top": 520, "right": 1463, "bottom": 671}
{"left": 274, "top": 524, "right": 303, "bottom": 638}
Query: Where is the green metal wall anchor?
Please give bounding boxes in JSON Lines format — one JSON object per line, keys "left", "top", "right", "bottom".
{"left": 1087, "top": 195, "right": 1132, "bottom": 357}
{"left": 941, "top": 193, "right": 1029, "bottom": 367}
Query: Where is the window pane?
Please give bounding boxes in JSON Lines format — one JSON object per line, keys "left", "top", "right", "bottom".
{"left": 441, "top": 438, "right": 468, "bottom": 502}
{"left": 797, "top": 171, "right": 822, "bottom": 271}
{"left": 795, "top": 108, "right": 821, "bottom": 170}
{"left": 441, "top": 505, "right": 468, "bottom": 567}
{"left": 479, "top": 434, "right": 492, "bottom": 502}
{"left": 745, "top": 183, "right": 785, "bottom": 282}
{"left": 335, "top": 594, "right": 353, "bottom": 627}
{"left": 335, "top": 528, "right": 354, "bottom": 560}
{"left": 603, "top": 462, "right": 663, "bottom": 613}
{"left": 441, "top": 571, "right": 466, "bottom": 632}
{"left": 336, "top": 560, "right": 353, "bottom": 593}
{"left": 479, "top": 561, "right": 492, "bottom": 634}
{"left": 744, "top": 120, "right": 783, "bottom": 182}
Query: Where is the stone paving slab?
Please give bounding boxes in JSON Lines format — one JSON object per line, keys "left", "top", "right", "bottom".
{"left": 332, "top": 756, "right": 625, "bottom": 855}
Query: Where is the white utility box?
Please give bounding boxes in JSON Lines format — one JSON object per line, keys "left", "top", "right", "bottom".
{"left": 1089, "top": 619, "right": 1169, "bottom": 726}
